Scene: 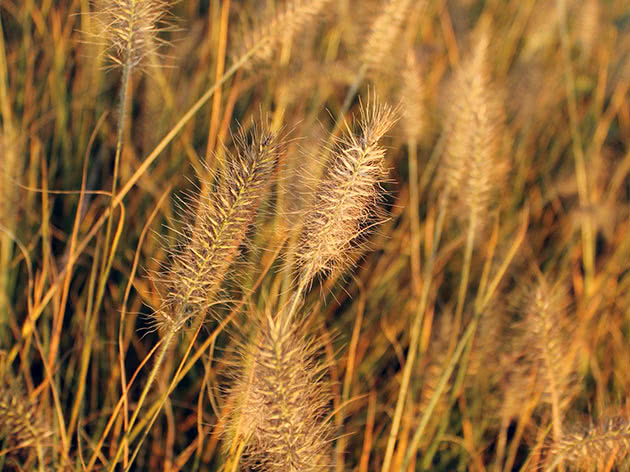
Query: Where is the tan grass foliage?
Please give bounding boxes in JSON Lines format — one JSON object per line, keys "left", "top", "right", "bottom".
{"left": 4, "top": 0, "right": 630, "bottom": 470}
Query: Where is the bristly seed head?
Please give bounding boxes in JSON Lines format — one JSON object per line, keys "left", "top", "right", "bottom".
{"left": 153, "top": 124, "right": 280, "bottom": 335}
{"left": 90, "top": 0, "right": 173, "bottom": 70}
{"left": 235, "top": 0, "right": 334, "bottom": 68}
{"left": 296, "top": 98, "right": 397, "bottom": 285}
{"left": 226, "top": 312, "right": 332, "bottom": 471}
{"left": 440, "top": 28, "right": 508, "bottom": 220}
{"left": 0, "top": 369, "right": 51, "bottom": 464}
{"left": 553, "top": 416, "right": 630, "bottom": 469}
{"left": 362, "top": 0, "right": 416, "bottom": 73}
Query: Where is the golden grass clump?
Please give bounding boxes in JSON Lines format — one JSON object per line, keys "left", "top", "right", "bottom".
{"left": 154, "top": 126, "right": 280, "bottom": 334}
{"left": 6, "top": 0, "right": 630, "bottom": 469}
{"left": 296, "top": 99, "right": 397, "bottom": 285}
{"left": 91, "top": 0, "right": 172, "bottom": 69}
{"left": 440, "top": 29, "right": 508, "bottom": 220}
{"left": 226, "top": 312, "right": 332, "bottom": 472}
{"left": 553, "top": 417, "right": 630, "bottom": 470}
{"left": 235, "top": 0, "right": 333, "bottom": 67}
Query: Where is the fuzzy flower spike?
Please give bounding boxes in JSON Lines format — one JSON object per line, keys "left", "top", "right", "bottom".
{"left": 92, "top": 0, "right": 172, "bottom": 70}
{"left": 296, "top": 98, "right": 397, "bottom": 286}
{"left": 154, "top": 124, "right": 280, "bottom": 335}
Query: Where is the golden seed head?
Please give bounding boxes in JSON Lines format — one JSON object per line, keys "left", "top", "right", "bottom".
{"left": 401, "top": 50, "right": 426, "bottom": 142}
{"left": 226, "top": 312, "right": 332, "bottom": 471}
{"left": 234, "top": 0, "right": 334, "bottom": 68}
{"left": 90, "top": 0, "right": 172, "bottom": 69}
{"left": 154, "top": 124, "right": 280, "bottom": 334}
{"left": 362, "top": 0, "right": 415, "bottom": 73}
{"left": 517, "top": 276, "right": 575, "bottom": 414}
{"left": 440, "top": 29, "right": 508, "bottom": 219}
{"left": 296, "top": 98, "right": 397, "bottom": 285}
{"left": 0, "top": 371, "right": 50, "bottom": 462}
{"left": 554, "top": 417, "right": 630, "bottom": 469}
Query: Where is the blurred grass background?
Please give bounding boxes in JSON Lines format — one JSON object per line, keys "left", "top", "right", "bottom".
{"left": 1, "top": 0, "right": 630, "bottom": 470}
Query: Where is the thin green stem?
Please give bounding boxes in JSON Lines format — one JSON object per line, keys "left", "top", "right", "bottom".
{"left": 381, "top": 193, "right": 449, "bottom": 472}
{"left": 401, "top": 313, "right": 480, "bottom": 470}
{"left": 101, "top": 58, "right": 131, "bottom": 292}
{"left": 106, "top": 330, "right": 175, "bottom": 471}
{"left": 556, "top": 0, "right": 593, "bottom": 295}
{"left": 420, "top": 319, "right": 476, "bottom": 469}
{"left": 450, "top": 208, "right": 477, "bottom": 355}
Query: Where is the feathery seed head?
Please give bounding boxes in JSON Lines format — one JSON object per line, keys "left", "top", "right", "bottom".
{"left": 226, "top": 312, "right": 332, "bottom": 471}
{"left": 91, "top": 0, "right": 172, "bottom": 70}
{"left": 440, "top": 29, "right": 508, "bottom": 220}
{"left": 296, "top": 98, "right": 397, "bottom": 285}
{"left": 554, "top": 417, "right": 630, "bottom": 469}
{"left": 516, "top": 276, "right": 575, "bottom": 415}
{"left": 401, "top": 50, "right": 426, "bottom": 142}
{"left": 0, "top": 370, "right": 50, "bottom": 465}
{"left": 235, "top": 0, "right": 334, "bottom": 68}
{"left": 154, "top": 124, "right": 280, "bottom": 334}
{"left": 361, "top": 0, "right": 416, "bottom": 73}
